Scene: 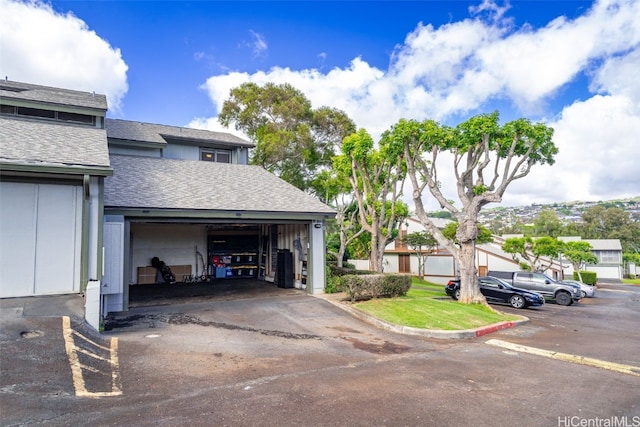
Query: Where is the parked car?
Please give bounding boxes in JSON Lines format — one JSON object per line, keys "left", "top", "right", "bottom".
{"left": 562, "top": 279, "right": 595, "bottom": 298}
{"left": 487, "top": 270, "right": 582, "bottom": 306}
{"left": 445, "top": 276, "right": 545, "bottom": 309}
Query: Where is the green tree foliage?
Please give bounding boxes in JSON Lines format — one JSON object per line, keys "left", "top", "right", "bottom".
{"left": 401, "top": 231, "right": 439, "bottom": 279}
{"left": 313, "top": 168, "right": 366, "bottom": 267}
{"left": 533, "top": 209, "right": 563, "bottom": 237}
{"left": 441, "top": 222, "right": 494, "bottom": 245}
{"left": 218, "top": 82, "right": 355, "bottom": 193}
{"left": 580, "top": 206, "right": 640, "bottom": 252}
{"left": 502, "top": 236, "right": 562, "bottom": 271}
{"left": 562, "top": 241, "right": 598, "bottom": 283}
{"left": 386, "top": 111, "right": 557, "bottom": 304}
{"left": 334, "top": 129, "right": 409, "bottom": 272}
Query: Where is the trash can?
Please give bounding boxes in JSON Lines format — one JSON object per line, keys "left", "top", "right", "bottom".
{"left": 276, "top": 249, "right": 294, "bottom": 288}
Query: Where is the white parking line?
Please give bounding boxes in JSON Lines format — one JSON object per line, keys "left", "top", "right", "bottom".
{"left": 486, "top": 339, "right": 640, "bottom": 377}
{"left": 62, "top": 316, "right": 122, "bottom": 397}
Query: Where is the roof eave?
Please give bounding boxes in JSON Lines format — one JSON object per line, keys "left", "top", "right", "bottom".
{"left": 103, "top": 207, "right": 335, "bottom": 221}
{"left": 0, "top": 161, "right": 113, "bottom": 177}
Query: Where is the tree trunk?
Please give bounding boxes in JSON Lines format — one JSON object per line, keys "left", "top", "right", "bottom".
{"left": 457, "top": 241, "right": 485, "bottom": 304}
{"left": 456, "top": 218, "right": 487, "bottom": 305}
{"left": 370, "top": 230, "right": 384, "bottom": 272}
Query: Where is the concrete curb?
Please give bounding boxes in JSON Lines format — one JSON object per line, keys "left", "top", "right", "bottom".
{"left": 315, "top": 294, "right": 529, "bottom": 340}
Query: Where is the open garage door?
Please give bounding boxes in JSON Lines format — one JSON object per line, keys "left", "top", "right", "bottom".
{"left": 0, "top": 182, "right": 82, "bottom": 297}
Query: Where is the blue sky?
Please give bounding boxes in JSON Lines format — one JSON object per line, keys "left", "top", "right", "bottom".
{"left": 1, "top": 0, "right": 639, "bottom": 210}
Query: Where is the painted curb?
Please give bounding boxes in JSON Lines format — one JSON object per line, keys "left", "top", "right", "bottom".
{"left": 316, "top": 294, "right": 529, "bottom": 340}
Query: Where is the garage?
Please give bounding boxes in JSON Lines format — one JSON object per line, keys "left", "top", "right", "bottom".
{"left": 0, "top": 181, "right": 83, "bottom": 297}
{"left": 102, "top": 217, "right": 326, "bottom": 314}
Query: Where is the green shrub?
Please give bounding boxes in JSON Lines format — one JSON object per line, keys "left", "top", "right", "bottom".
{"left": 327, "top": 264, "right": 373, "bottom": 277}
{"left": 574, "top": 271, "right": 597, "bottom": 285}
{"left": 325, "top": 269, "right": 346, "bottom": 294}
{"left": 343, "top": 274, "right": 411, "bottom": 302}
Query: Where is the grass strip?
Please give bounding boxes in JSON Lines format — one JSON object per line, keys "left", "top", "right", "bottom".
{"left": 353, "top": 282, "right": 520, "bottom": 330}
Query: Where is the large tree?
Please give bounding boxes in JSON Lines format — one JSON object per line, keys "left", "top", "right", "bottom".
{"left": 218, "top": 82, "right": 355, "bottom": 193}
{"left": 502, "top": 236, "right": 562, "bottom": 272}
{"left": 334, "top": 129, "right": 409, "bottom": 272}
{"left": 386, "top": 112, "right": 557, "bottom": 304}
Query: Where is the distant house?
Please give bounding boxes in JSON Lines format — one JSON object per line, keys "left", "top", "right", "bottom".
{"left": 358, "top": 219, "right": 632, "bottom": 283}
{"left": 1, "top": 80, "right": 335, "bottom": 329}
{"left": 559, "top": 237, "right": 623, "bottom": 281}
{"left": 350, "top": 217, "right": 565, "bottom": 285}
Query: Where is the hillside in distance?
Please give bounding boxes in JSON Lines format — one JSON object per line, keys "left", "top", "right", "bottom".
{"left": 476, "top": 197, "right": 640, "bottom": 226}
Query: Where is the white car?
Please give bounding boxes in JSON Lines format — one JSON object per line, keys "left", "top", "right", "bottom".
{"left": 562, "top": 279, "right": 595, "bottom": 298}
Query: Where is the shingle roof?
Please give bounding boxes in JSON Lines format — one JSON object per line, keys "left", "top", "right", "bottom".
{"left": 584, "top": 239, "right": 622, "bottom": 251}
{"left": 0, "top": 80, "right": 107, "bottom": 111}
{"left": 104, "top": 155, "right": 335, "bottom": 215}
{"left": 0, "top": 116, "right": 110, "bottom": 168}
{"left": 106, "top": 119, "right": 254, "bottom": 148}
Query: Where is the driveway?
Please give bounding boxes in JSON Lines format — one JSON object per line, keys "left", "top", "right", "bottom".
{"left": 1, "top": 282, "right": 639, "bottom": 426}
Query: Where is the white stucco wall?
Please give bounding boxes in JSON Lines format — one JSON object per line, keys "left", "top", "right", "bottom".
{"left": 129, "top": 223, "right": 208, "bottom": 284}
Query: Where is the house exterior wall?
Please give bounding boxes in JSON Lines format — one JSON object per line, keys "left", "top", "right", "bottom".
{"left": 163, "top": 144, "right": 200, "bottom": 161}
{"left": 109, "top": 146, "right": 162, "bottom": 157}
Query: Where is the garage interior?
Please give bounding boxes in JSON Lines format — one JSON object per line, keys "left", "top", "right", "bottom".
{"left": 124, "top": 222, "right": 307, "bottom": 307}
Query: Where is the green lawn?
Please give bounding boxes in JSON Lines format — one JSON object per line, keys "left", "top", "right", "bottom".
{"left": 622, "top": 278, "right": 640, "bottom": 285}
{"left": 353, "top": 279, "right": 522, "bottom": 330}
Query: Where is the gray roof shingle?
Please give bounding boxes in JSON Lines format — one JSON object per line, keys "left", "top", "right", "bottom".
{"left": 0, "top": 116, "right": 110, "bottom": 168}
{"left": 105, "top": 155, "right": 335, "bottom": 215}
{"left": 106, "top": 119, "right": 254, "bottom": 147}
{"left": 0, "top": 80, "right": 107, "bottom": 111}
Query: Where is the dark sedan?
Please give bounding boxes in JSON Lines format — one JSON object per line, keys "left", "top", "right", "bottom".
{"left": 445, "top": 276, "right": 545, "bottom": 309}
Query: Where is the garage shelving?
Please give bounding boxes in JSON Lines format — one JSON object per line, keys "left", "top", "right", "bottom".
{"left": 208, "top": 234, "right": 259, "bottom": 279}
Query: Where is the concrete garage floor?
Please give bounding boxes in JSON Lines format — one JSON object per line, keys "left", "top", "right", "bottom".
{"left": 127, "top": 278, "right": 304, "bottom": 308}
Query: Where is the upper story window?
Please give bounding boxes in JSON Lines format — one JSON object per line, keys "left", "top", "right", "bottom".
{"left": 0, "top": 104, "right": 97, "bottom": 126}
{"left": 201, "top": 148, "right": 231, "bottom": 163}
{"left": 597, "top": 250, "right": 620, "bottom": 263}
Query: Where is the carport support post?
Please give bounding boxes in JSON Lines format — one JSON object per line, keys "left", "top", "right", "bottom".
{"left": 308, "top": 220, "right": 326, "bottom": 294}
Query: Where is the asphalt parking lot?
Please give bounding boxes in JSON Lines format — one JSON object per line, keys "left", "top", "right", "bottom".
{"left": 1, "top": 282, "right": 639, "bottom": 427}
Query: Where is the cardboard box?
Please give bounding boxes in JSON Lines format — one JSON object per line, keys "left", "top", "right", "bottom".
{"left": 137, "top": 267, "right": 158, "bottom": 284}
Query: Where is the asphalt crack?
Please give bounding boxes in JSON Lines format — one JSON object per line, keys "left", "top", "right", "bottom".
{"left": 105, "top": 313, "right": 321, "bottom": 340}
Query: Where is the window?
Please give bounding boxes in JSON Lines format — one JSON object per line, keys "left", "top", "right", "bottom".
{"left": 598, "top": 250, "right": 620, "bottom": 263}
{"left": 201, "top": 149, "right": 231, "bottom": 163}
{"left": 0, "top": 103, "right": 96, "bottom": 126}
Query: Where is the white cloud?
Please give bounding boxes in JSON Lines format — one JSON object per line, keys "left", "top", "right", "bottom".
{"left": 248, "top": 30, "right": 268, "bottom": 57}
{"left": 0, "top": 0, "right": 128, "bottom": 111}
{"left": 198, "top": 0, "right": 640, "bottom": 207}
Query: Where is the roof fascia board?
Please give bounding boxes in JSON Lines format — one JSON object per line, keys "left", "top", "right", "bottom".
{"left": 0, "top": 162, "right": 113, "bottom": 177}
{"left": 161, "top": 135, "right": 254, "bottom": 148}
{"left": 104, "top": 208, "right": 333, "bottom": 221}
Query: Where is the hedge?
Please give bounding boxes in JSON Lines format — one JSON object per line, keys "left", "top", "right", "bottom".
{"left": 574, "top": 271, "right": 597, "bottom": 285}
{"left": 343, "top": 274, "right": 412, "bottom": 302}
{"left": 325, "top": 264, "right": 375, "bottom": 294}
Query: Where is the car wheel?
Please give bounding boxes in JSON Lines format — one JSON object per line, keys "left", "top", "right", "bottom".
{"left": 509, "top": 294, "right": 526, "bottom": 309}
{"left": 580, "top": 290, "right": 587, "bottom": 298}
{"left": 556, "top": 291, "right": 572, "bottom": 306}
{"left": 454, "top": 289, "right": 460, "bottom": 300}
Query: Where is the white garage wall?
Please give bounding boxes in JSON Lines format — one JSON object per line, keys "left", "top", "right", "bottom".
{"left": 0, "top": 182, "right": 81, "bottom": 297}
{"left": 129, "top": 224, "right": 208, "bottom": 284}
{"left": 0, "top": 182, "right": 37, "bottom": 296}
